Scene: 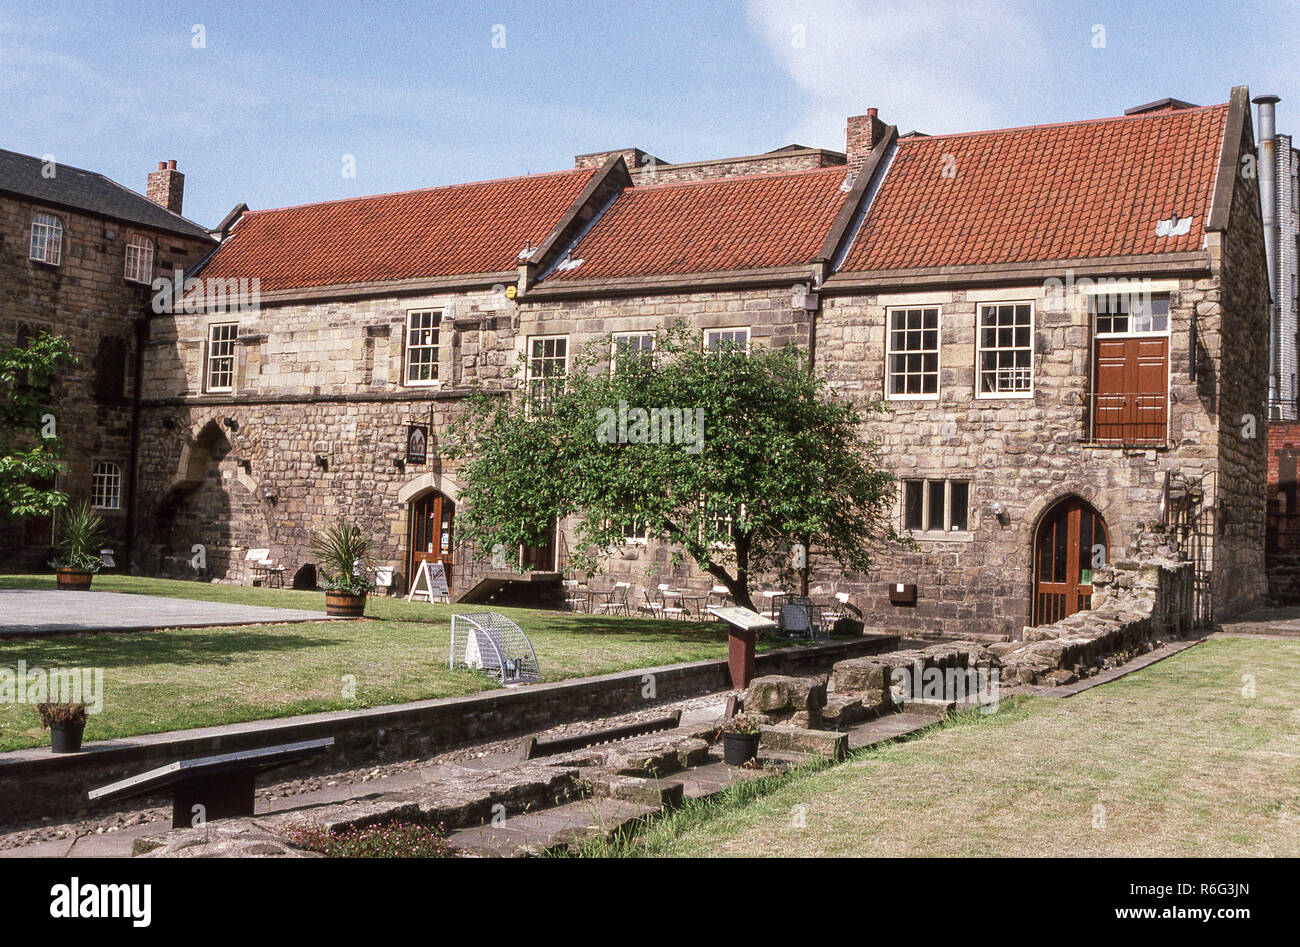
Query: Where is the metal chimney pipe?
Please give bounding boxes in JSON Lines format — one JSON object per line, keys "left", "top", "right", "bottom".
{"left": 1255, "top": 94, "right": 1281, "bottom": 414}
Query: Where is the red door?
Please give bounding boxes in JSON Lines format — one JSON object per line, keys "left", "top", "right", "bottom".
{"left": 409, "top": 492, "right": 454, "bottom": 588}
{"left": 1094, "top": 338, "right": 1168, "bottom": 445}
{"left": 1034, "top": 498, "right": 1109, "bottom": 625}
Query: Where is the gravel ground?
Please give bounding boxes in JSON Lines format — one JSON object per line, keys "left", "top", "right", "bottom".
{"left": 0, "top": 690, "right": 736, "bottom": 852}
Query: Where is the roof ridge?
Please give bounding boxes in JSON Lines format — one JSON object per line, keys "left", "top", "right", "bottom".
{"left": 897, "top": 102, "right": 1229, "bottom": 145}
{"left": 245, "top": 166, "right": 598, "bottom": 217}
{"left": 624, "top": 164, "right": 848, "bottom": 193}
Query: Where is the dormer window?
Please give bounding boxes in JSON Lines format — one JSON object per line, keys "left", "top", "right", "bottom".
{"left": 29, "top": 213, "right": 63, "bottom": 266}
{"left": 124, "top": 234, "right": 154, "bottom": 283}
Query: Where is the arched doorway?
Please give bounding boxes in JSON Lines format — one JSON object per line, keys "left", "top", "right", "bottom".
{"left": 1033, "top": 496, "right": 1109, "bottom": 625}
{"left": 408, "top": 491, "right": 455, "bottom": 589}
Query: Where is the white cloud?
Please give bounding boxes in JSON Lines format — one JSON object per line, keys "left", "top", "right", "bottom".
{"left": 746, "top": 0, "right": 1048, "bottom": 146}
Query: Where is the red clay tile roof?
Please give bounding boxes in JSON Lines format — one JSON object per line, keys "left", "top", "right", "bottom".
{"left": 543, "top": 166, "right": 852, "bottom": 281}
{"left": 198, "top": 168, "right": 599, "bottom": 291}
{"left": 840, "top": 104, "right": 1229, "bottom": 272}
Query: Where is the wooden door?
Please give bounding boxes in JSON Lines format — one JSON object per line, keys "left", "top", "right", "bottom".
{"left": 1094, "top": 338, "right": 1168, "bottom": 445}
{"left": 409, "top": 492, "right": 454, "bottom": 588}
{"left": 521, "top": 520, "right": 556, "bottom": 572}
{"left": 1034, "top": 498, "right": 1109, "bottom": 625}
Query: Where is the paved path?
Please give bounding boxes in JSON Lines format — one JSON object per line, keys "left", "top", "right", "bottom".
{"left": 1217, "top": 606, "right": 1300, "bottom": 639}
{"left": 0, "top": 589, "right": 331, "bottom": 636}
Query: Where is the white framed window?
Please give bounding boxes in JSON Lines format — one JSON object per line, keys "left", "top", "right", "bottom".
{"left": 903, "top": 478, "right": 969, "bottom": 534}
{"left": 705, "top": 327, "right": 750, "bottom": 353}
{"left": 123, "top": 234, "right": 154, "bottom": 283}
{"left": 91, "top": 462, "right": 122, "bottom": 511}
{"left": 404, "top": 309, "right": 441, "bottom": 385}
{"left": 205, "top": 323, "right": 238, "bottom": 392}
{"left": 611, "top": 331, "right": 655, "bottom": 374}
{"left": 886, "top": 306, "right": 940, "bottom": 399}
{"left": 977, "top": 302, "right": 1034, "bottom": 397}
{"left": 620, "top": 519, "right": 649, "bottom": 544}
{"left": 29, "top": 213, "right": 63, "bottom": 266}
{"left": 1091, "top": 294, "right": 1170, "bottom": 335}
{"left": 526, "top": 336, "right": 568, "bottom": 411}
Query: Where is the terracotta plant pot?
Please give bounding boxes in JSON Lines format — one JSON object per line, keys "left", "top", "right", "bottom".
{"left": 55, "top": 568, "right": 94, "bottom": 591}
{"left": 722, "top": 731, "right": 760, "bottom": 766}
{"left": 50, "top": 721, "right": 86, "bottom": 754}
{"left": 324, "top": 591, "right": 367, "bottom": 618}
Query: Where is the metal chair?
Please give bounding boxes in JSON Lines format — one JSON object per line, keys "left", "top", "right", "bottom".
{"left": 563, "top": 579, "right": 588, "bottom": 612}
{"left": 595, "top": 581, "right": 631, "bottom": 616}
{"left": 705, "top": 585, "right": 731, "bottom": 610}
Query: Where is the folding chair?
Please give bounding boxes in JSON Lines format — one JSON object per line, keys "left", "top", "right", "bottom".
{"left": 595, "top": 581, "right": 631, "bottom": 616}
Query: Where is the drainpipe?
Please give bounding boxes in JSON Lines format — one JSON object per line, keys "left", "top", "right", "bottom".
{"left": 1255, "top": 94, "right": 1281, "bottom": 417}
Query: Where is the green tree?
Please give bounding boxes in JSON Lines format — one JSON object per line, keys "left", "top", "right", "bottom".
{"left": 446, "top": 323, "right": 898, "bottom": 610}
{"left": 0, "top": 330, "right": 74, "bottom": 519}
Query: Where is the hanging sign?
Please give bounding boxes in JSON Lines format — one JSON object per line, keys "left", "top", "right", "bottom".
{"left": 406, "top": 425, "right": 428, "bottom": 465}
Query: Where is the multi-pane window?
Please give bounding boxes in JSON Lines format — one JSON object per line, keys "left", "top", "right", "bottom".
{"left": 405, "top": 309, "right": 440, "bottom": 385}
{"left": 29, "top": 214, "right": 63, "bottom": 265}
{"left": 1092, "top": 294, "right": 1169, "bottom": 334}
{"left": 205, "top": 323, "right": 238, "bottom": 392}
{"left": 611, "top": 332, "right": 655, "bottom": 374}
{"left": 705, "top": 327, "right": 749, "bottom": 353}
{"left": 527, "top": 336, "right": 568, "bottom": 411}
{"left": 977, "top": 303, "right": 1033, "bottom": 396}
{"left": 886, "top": 307, "right": 940, "bottom": 397}
{"left": 91, "top": 462, "right": 121, "bottom": 510}
{"left": 620, "top": 519, "right": 649, "bottom": 543}
{"left": 124, "top": 234, "right": 154, "bottom": 283}
{"left": 902, "top": 479, "right": 969, "bottom": 533}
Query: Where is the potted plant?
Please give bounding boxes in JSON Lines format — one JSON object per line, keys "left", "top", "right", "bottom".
{"left": 48, "top": 500, "right": 107, "bottom": 590}
{"left": 720, "top": 713, "right": 764, "bottom": 766}
{"left": 38, "top": 702, "right": 88, "bottom": 753}
{"left": 312, "top": 521, "right": 374, "bottom": 618}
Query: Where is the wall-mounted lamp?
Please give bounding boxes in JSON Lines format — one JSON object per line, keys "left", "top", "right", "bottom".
{"left": 236, "top": 457, "right": 251, "bottom": 472}
{"left": 991, "top": 502, "right": 1009, "bottom": 525}
{"left": 394, "top": 457, "right": 406, "bottom": 471}
{"left": 261, "top": 486, "right": 277, "bottom": 504}
{"left": 314, "top": 455, "right": 329, "bottom": 471}
{"left": 223, "top": 417, "right": 239, "bottom": 431}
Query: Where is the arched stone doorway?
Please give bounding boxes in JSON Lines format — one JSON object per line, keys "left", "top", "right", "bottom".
{"left": 152, "top": 419, "right": 268, "bottom": 580}
{"left": 1033, "top": 496, "right": 1110, "bottom": 625}
{"left": 407, "top": 490, "right": 455, "bottom": 589}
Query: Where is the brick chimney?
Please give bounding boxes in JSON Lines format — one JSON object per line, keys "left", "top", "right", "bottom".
{"left": 146, "top": 160, "right": 185, "bottom": 214}
{"left": 845, "top": 108, "right": 886, "bottom": 177}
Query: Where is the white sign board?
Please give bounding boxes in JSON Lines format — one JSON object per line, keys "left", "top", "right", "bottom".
{"left": 707, "top": 605, "right": 776, "bottom": 632}
{"left": 406, "top": 559, "right": 449, "bottom": 603}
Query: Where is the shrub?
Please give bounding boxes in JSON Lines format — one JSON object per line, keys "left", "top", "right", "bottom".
{"left": 48, "top": 500, "right": 107, "bottom": 572}
{"left": 311, "top": 521, "right": 375, "bottom": 595}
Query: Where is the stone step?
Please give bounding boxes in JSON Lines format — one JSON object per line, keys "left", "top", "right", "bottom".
{"left": 759, "top": 724, "right": 849, "bottom": 761}
{"left": 588, "top": 774, "right": 685, "bottom": 809}
{"left": 447, "top": 797, "right": 653, "bottom": 857}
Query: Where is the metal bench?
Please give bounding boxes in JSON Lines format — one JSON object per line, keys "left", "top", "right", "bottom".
{"left": 88, "top": 738, "right": 334, "bottom": 829}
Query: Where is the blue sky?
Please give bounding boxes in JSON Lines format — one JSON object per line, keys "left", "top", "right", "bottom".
{"left": 3, "top": 0, "right": 1296, "bottom": 226}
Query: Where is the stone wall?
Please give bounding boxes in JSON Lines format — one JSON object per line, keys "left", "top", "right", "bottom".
{"left": 818, "top": 279, "right": 1218, "bottom": 639}
{"left": 0, "top": 193, "right": 211, "bottom": 570}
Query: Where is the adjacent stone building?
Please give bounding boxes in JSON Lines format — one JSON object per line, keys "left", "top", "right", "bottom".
{"left": 0, "top": 151, "right": 216, "bottom": 568}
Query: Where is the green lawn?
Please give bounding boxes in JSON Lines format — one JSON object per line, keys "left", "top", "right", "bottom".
{"left": 593, "top": 636, "right": 1300, "bottom": 857}
{"left": 0, "top": 574, "right": 754, "bottom": 752}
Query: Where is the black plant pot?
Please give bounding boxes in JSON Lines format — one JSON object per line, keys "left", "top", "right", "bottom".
{"left": 722, "top": 731, "right": 760, "bottom": 766}
{"left": 50, "top": 722, "right": 85, "bottom": 754}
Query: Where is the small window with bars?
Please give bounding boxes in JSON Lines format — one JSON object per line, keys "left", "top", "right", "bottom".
{"left": 91, "top": 462, "right": 122, "bottom": 510}
{"left": 887, "top": 307, "right": 940, "bottom": 398}
{"left": 405, "top": 309, "right": 441, "bottom": 385}
{"left": 977, "top": 302, "right": 1033, "bottom": 396}
{"left": 902, "top": 479, "right": 970, "bottom": 534}
{"left": 205, "top": 323, "right": 238, "bottom": 392}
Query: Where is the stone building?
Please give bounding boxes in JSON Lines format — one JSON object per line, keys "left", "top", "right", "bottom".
{"left": 0, "top": 151, "right": 216, "bottom": 568}
{"left": 13, "top": 86, "right": 1269, "bottom": 639}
